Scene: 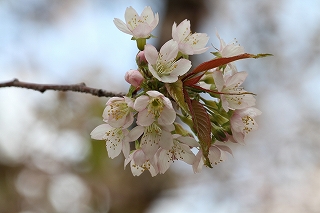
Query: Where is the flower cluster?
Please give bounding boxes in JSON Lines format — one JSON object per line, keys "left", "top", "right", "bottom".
{"left": 91, "top": 6, "right": 268, "bottom": 176}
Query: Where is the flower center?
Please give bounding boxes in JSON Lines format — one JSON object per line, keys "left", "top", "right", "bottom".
{"left": 148, "top": 97, "right": 164, "bottom": 118}
{"left": 109, "top": 102, "right": 129, "bottom": 121}
{"left": 155, "top": 56, "right": 177, "bottom": 76}
{"left": 242, "top": 115, "right": 254, "bottom": 134}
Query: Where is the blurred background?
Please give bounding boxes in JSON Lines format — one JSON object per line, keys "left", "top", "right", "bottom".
{"left": 1, "top": 0, "right": 320, "bottom": 212}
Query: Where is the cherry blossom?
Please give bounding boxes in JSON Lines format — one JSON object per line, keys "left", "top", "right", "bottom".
{"left": 102, "top": 97, "right": 134, "bottom": 128}
{"left": 144, "top": 40, "right": 192, "bottom": 83}
{"left": 134, "top": 90, "right": 176, "bottom": 126}
{"left": 193, "top": 144, "right": 233, "bottom": 173}
{"left": 172, "top": 19, "right": 209, "bottom": 55}
{"left": 216, "top": 31, "right": 245, "bottom": 58}
{"left": 156, "top": 134, "right": 198, "bottom": 174}
{"left": 124, "top": 149, "right": 158, "bottom": 177}
{"left": 213, "top": 70, "right": 256, "bottom": 111}
{"left": 90, "top": 5, "right": 267, "bottom": 176}
{"left": 90, "top": 124, "right": 130, "bottom": 159}
{"left": 230, "top": 107, "right": 262, "bottom": 144}
{"left": 128, "top": 123, "right": 174, "bottom": 160}
{"left": 113, "top": 6, "right": 159, "bottom": 39}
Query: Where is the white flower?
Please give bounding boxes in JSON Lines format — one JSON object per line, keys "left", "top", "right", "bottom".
{"left": 124, "top": 149, "right": 158, "bottom": 177}
{"left": 103, "top": 97, "right": 134, "bottom": 128}
{"left": 91, "top": 124, "right": 130, "bottom": 159}
{"left": 156, "top": 134, "right": 198, "bottom": 174}
{"left": 134, "top": 90, "right": 176, "bottom": 126}
{"left": 193, "top": 144, "right": 233, "bottom": 173}
{"left": 128, "top": 123, "right": 174, "bottom": 160}
{"left": 172, "top": 19, "right": 209, "bottom": 55}
{"left": 113, "top": 6, "right": 159, "bottom": 39}
{"left": 216, "top": 31, "right": 244, "bottom": 58}
{"left": 213, "top": 70, "right": 256, "bottom": 111}
{"left": 215, "top": 31, "right": 245, "bottom": 75}
{"left": 144, "top": 40, "right": 192, "bottom": 83}
{"left": 230, "top": 107, "right": 262, "bottom": 144}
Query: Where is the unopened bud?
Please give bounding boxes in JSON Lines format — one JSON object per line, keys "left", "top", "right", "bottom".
{"left": 136, "top": 51, "right": 148, "bottom": 67}
{"left": 124, "top": 69, "right": 144, "bottom": 87}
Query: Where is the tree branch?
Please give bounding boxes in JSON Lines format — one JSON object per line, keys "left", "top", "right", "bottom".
{"left": 0, "top": 79, "right": 125, "bottom": 97}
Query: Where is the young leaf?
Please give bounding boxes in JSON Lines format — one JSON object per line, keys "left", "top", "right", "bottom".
{"left": 165, "top": 79, "right": 190, "bottom": 114}
{"left": 191, "top": 99, "right": 212, "bottom": 167}
{"left": 183, "top": 53, "right": 272, "bottom": 85}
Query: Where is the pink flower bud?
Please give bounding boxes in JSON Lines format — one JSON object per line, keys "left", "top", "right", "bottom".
{"left": 125, "top": 69, "right": 144, "bottom": 87}
{"left": 136, "top": 51, "right": 148, "bottom": 66}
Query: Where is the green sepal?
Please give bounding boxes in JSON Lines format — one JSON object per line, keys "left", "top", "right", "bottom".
{"left": 126, "top": 85, "right": 136, "bottom": 97}
{"left": 135, "top": 38, "right": 147, "bottom": 51}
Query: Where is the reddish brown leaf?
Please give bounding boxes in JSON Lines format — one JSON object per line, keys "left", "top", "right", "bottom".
{"left": 183, "top": 54, "right": 255, "bottom": 85}
{"left": 192, "top": 53, "right": 254, "bottom": 74}
{"left": 191, "top": 99, "right": 212, "bottom": 167}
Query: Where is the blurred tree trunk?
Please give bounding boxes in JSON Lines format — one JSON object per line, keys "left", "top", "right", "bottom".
{"left": 157, "top": 0, "right": 208, "bottom": 48}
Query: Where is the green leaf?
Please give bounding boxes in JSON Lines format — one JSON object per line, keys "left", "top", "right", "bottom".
{"left": 191, "top": 99, "right": 212, "bottom": 167}
{"left": 211, "top": 123, "right": 227, "bottom": 141}
{"left": 173, "top": 122, "right": 194, "bottom": 137}
{"left": 251, "top": 53, "right": 273, "bottom": 58}
{"left": 165, "top": 80, "right": 190, "bottom": 114}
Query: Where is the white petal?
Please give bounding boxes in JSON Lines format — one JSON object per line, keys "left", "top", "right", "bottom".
{"left": 215, "top": 145, "right": 233, "bottom": 156}
{"left": 150, "top": 13, "right": 159, "bottom": 29}
{"left": 157, "top": 149, "right": 172, "bottom": 174}
{"left": 134, "top": 95, "right": 149, "bottom": 111}
{"left": 105, "top": 128, "right": 126, "bottom": 159}
{"left": 226, "top": 71, "right": 247, "bottom": 87}
{"left": 140, "top": 6, "right": 155, "bottom": 24}
{"left": 137, "top": 109, "right": 154, "bottom": 126}
{"left": 148, "top": 65, "right": 163, "bottom": 81}
{"left": 90, "top": 124, "right": 110, "bottom": 140}
{"left": 192, "top": 150, "right": 204, "bottom": 173}
{"left": 146, "top": 90, "right": 162, "bottom": 97}
{"left": 133, "top": 149, "right": 147, "bottom": 166}
{"left": 177, "top": 143, "right": 196, "bottom": 164}
{"left": 144, "top": 44, "right": 158, "bottom": 65}
{"left": 221, "top": 43, "right": 245, "bottom": 57}
{"left": 159, "top": 130, "right": 173, "bottom": 150}
{"left": 130, "top": 160, "right": 144, "bottom": 176}
{"left": 231, "top": 130, "right": 245, "bottom": 144}
{"left": 175, "top": 19, "right": 190, "bottom": 41}
{"left": 158, "top": 107, "right": 176, "bottom": 126}
{"left": 132, "top": 23, "right": 152, "bottom": 38}
{"left": 171, "top": 22, "right": 179, "bottom": 41}
{"left": 178, "top": 43, "right": 194, "bottom": 55}
{"left": 113, "top": 18, "right": 132, "bottom": 35}
{"left": 141, "top": 133, "right": 160, "bottom": 159}
{"left": 208, "top": 146, "right": 221, "bottom": 164}
{"left": 124, "top": 6, "right": 140, "bottom": 30}
{"left": 176, "top": 136, "right": 199, "bottom": 147}
{"left": 188, "top": 33, "right": 209, "bottom": 49}
{"left": 161, "top": 95, "right": 174, "bottom": 110}
{"left": 158, "top": 75, "right": 178, "bottom": 83}
{"left": 160, "top": 40, "right": 179, "bottom": 61}
{"left": 162, "top": 123, "right": 175, "bottom": 132}
{"left": 122, "top": 141, "right": 130, "bottom": 158}
{"left": 212, "top": 70, "right": 225, "bottom": 91}
{"left": 127, "top": 126, "right": 144, "bottom": 141}
{"left": 170, "top": 58, "right": 192, "bottom": 77}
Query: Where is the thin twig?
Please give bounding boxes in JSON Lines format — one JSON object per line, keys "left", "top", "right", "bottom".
{"left": 0, "top": 79, "right": 125, "bottom": 97}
